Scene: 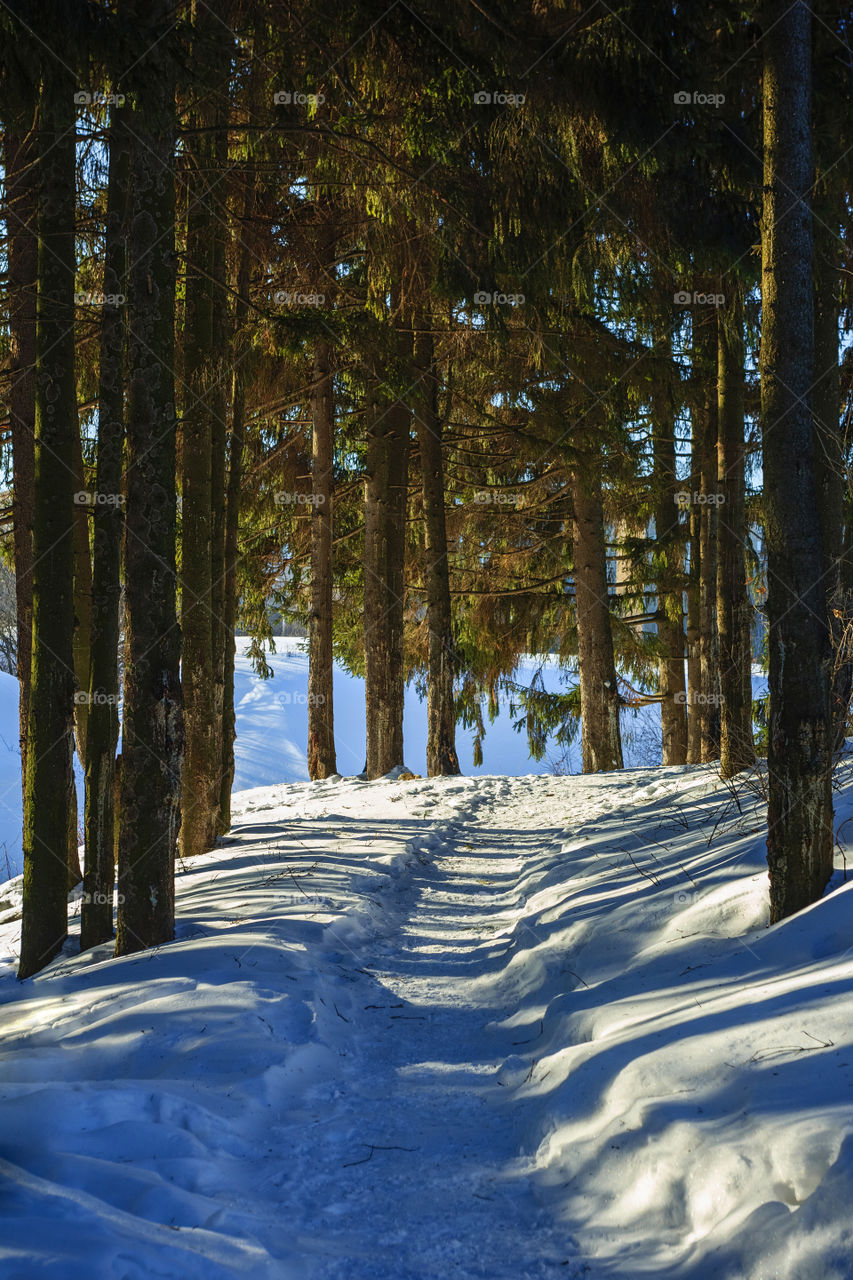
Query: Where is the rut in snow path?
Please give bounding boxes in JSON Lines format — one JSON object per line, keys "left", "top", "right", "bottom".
{"left": 285, "top": 776, "right": 585, "bottom": 1280}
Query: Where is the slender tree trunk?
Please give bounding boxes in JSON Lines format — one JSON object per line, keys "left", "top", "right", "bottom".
{"left": 761, "top": 0, "right": 833, "bottom": 922}
{"left": 570, "top": 453, "right": 623, "bottom": 773}
{"left": 364, "top": 348, "right": 410, "bottom": 779}
{"left": 652, "top": 338, "right": 688, "bottom": 765}
{"left": 219, "top": 160, "right": 255, "bottom": 832}
{"left": 18, "top": 66, "right": 77, "bottom": 979}
{"left": 695, "top": 313, "right": 721, "bottom": 761}
{"left": 413, "top": 325, "right": 460, "bottom": 776}
{"left": 71, "top": 423, "right": 92, "bottom": 764}
{"left": 813, "top": 187, "right": 847, "bottom": 746}
{"left": 208, "top": 63, "right": 229, "bottom": 840}
{"left": 307, "top": 335, "right": 338, "bottom": 778}
{"left": 180, "top": 84, "right": 217, "bottom": 860}
{"left": 686, "top": 498, "right": 702, "bottom": 763}
{"left": 717, "top": 292, "right": 756, "bottom": 778}
{"left": 115, "top": 1, "right": 183, "bottom": 956}
{"left": 82, "top": 108, "right": 128, "bottom": 950}
{"left": 5, "top": 119, "right": 36, "bottom": 805}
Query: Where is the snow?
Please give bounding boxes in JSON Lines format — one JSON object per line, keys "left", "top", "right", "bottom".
{"left": 231, "top": 637, "right": 665, "bottom": 790}
{"left": 0, "top": 650, "right": 845, "bottom": 1275}
{"left": 2, "top": 753, "right": 853, "bottom": 1276}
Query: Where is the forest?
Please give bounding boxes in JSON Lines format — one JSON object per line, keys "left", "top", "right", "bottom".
{"left": 1, "top": 2, "right": 852, "bottom": 1276}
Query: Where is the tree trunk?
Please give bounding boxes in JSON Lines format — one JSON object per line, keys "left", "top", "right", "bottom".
{"left": 695, "top": 313, "right": 721, "bottom": 762}
{"left": 208, "top": 57, "right": 229, "bottom": 839}
{"left": 82, "top": 107, "right": 128, "bottom": 950}
{"left": 413, "top": 326, "right": 460, "bottom": 776}
{"left": 71, "top": 423, "right": 92, "bottom": 765}
{"left": 652, "top": 338, "right": 688, "bottom": 765}
{"left": 219, "top": 160, "right": 255, "bottom": 832}
{"left": 761, "top": 0, "right": 833, "bottom": 922}
{"left": 717, "top": 291, "right": 756, "bottom": 778}
{"left": 307, "top": 335, "right": 338, "bottom": 778}
{"left": 179, "top": 80, "right": 218, "bottom": 860}
{"left": 813, "top": 186, "right": 847, "bottom": 747}
{"left": 686, "top": 492, "right": 702, "bottom": 763}
{"left": 363, "top": 354, "right": 410, "bottom": 779}
{"left": 570, "top": 453, "right": 623, "bottom": 773}
{"left": 115, "top": 1, "right": 183, "bottom": 956}
{"left": 18, "top": 66, "right": 77, "bottom": 979}
{"left": 5, "top": 118, "right": 36, "bottom": 804}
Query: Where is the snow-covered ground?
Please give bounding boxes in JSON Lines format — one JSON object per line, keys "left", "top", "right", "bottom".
{"left": 0, "top": 639, "right": 663, "bottom": 884}
{"left": 2, "top": 761, "right": 853, "bottom": 1277}
{"left": 230, "top": 636, "right": 648, "bottom": 790}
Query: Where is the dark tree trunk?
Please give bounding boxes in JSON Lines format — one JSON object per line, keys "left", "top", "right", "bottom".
{"left": 219, "top": 161, "right": 255, "bottom": 832}
{"left": 695, "top": 314, "right": 721, "bottom": 762}
{"left": 71, "top": 422, "right": 92, "bottom": 765}
{"left": 812, "top": 187, "right": 847, "bottom": 747}
{"left": 208, "top": 60, "right": 229, "bottom": 840}
{"left": 307, "top": 335, "right": 338, "bottom": 779}
{"left": 179, "top": 68, "right": 218, "bottom": 860}
{"left": 761, "top": 0, "right": 833, "bottom": 922}
{"left": 364, "top": 354, "right": 410, "bottom": 779}
{"left": 652, "top": 338, "right": 688, "bottom": 765}
{"left": 686, "top": 498, "right": 702, "bottom": 764}
{"left": 115, "top": 0, "right": 183, "bottom": 956}
{"left": 413, "top": 326, "right": 460, "bottom": 777}
{"left": 18, "top": 66, "right": 77, "bottom": 979}
{"left": 570, "top": 453, "right": 623, "bottom": 773}
{"left": 82, "top": 107, "right": 128, "bottom": 950}
{"left": 5, "top": 118, "right": 36, "bottom": 804}
{"left": 717, "top": 292, "right": 756, "bottom": 778}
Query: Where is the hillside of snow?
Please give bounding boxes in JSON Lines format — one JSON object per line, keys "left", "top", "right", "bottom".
{"left": 1, "top": 762, "right": 853, "bottom": 1277}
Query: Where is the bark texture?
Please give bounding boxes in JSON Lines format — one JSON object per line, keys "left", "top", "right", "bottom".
{"left": 652, "top": 340, "right": 688, "bottom": 765}
{"left": 82, "top": 108, "right": 129, "bottom": 949}
{"left": 18, "top": 66, "right": 77, "bottom": 979}
{"left": 413, "top": 327, "right": 460, "bottom": 777}
{"left": 717, "top": 293, "right": 756, "bottom": 778}
{"left": 570, "top": 454, "right": 623, "bottom": 773}
{"left": 307, "top": 335, "right": 338, "bottom": 778}
{"left": 761, "top": 0, "right": 833, "bottom": 922}
{"left": 115, "top": 0, "right": 184, "bottom": 956}
{"left": 364, "top": 356, "right": 410, "bottom": 779}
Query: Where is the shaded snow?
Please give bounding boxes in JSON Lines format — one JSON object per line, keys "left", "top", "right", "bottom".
{"left": 2, "top": 763, "right": 853, "bottom": 1276}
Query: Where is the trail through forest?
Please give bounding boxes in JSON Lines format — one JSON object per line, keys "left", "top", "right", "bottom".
{"left": 2, "top": 768, "right": 853, "bottom": 1278}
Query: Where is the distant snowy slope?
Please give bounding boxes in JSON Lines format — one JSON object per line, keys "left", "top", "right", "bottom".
{"left": 0, "top": 673, "right": 23, "bottom": 881}
{"left": 232, "top": 637, "right": 664, "bottom": 789}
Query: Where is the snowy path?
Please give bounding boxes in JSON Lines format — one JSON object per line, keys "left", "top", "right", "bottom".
{"left": 3, "top": 767, "right": 853, "bottom": 1278}
{"left": 274, "top": 776, "right": 580, "bottom": 1278}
